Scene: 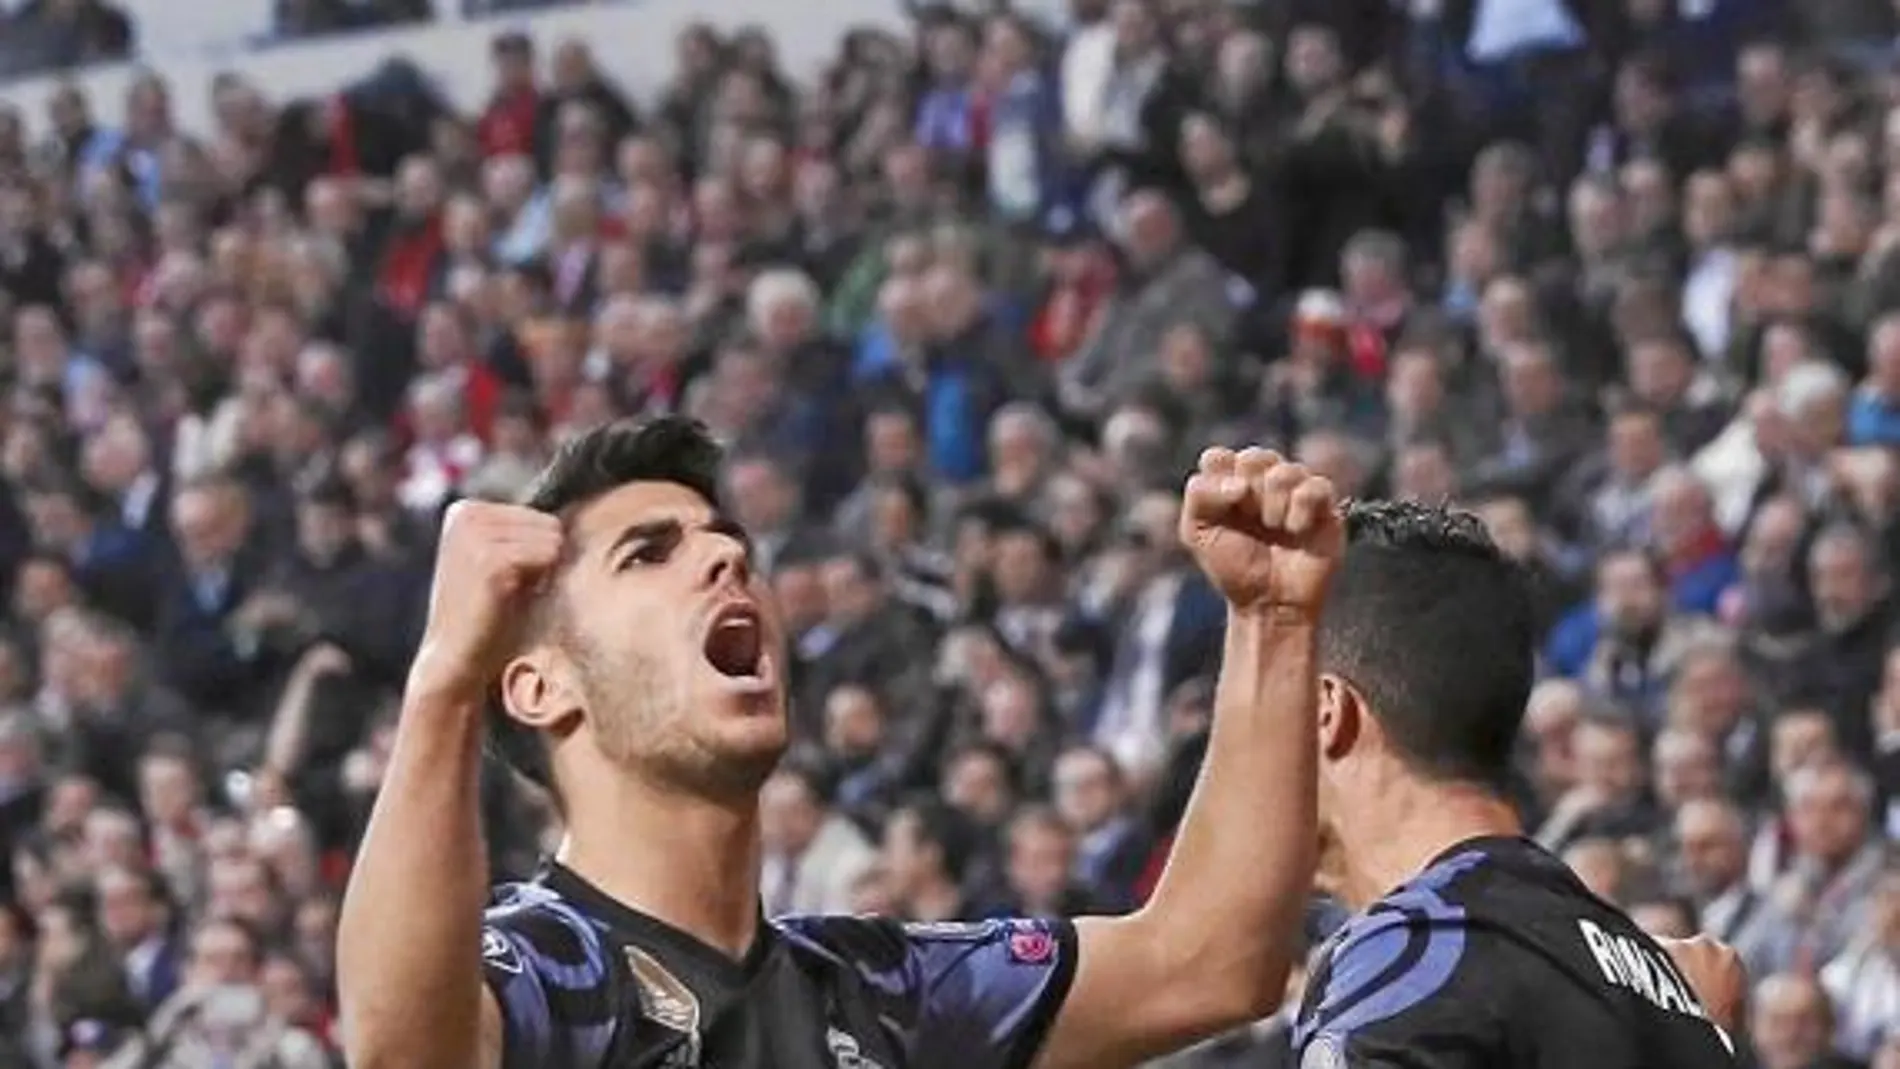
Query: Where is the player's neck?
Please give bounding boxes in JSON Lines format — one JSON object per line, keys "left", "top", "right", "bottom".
{"left": 560, "top": 782, "right": 764, "bottom": 961}
{"left": 1335, "top": 780, "right": 1522, "bottom": 911}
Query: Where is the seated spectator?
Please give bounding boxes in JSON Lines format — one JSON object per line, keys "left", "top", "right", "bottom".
{"left": 940, "top": 740, "right": 1019, "bottom": 845}
{"left": 110, "top": 915, "right": 328, "bottom": 1069}
{"left": 758, "top": 763, "right": 878, "bottom": 917}
{"left": 879, "top": 798, "right": 990, "bottom": 923}
{"left": 1751, "top": 762, "right": 1887, "bottom": 976}
{"left": 997, "top": 805, "right": 1099, "bottom": 919}
{"left": 476, "top": 32, "right": 540, "bottom": 160}
{"left": 1819, "top": 865, "right": 1900, "bottom": 1062}
{"left": 1538, "top": 714, "right": 1664, "bottom": 854}
{"left": 1569, "top": 549, "right": 1726, "bottom": 724}
{"left": 1466, "top": 339, "right": 1599, "bottom": 509}
{"left": 1790, "top": 524, "right": 1893, "bottom": 760}
{"left": 1051, "top": 744, "right": 1148, "bottom": 912}
{"left": 1750, "top": 972, "right": 1862, "bottom": 1069}
{"left": 154, "top": 478, "right": 269, "bottom": 724}
{"left": 1059, "top": 190, "right": 1242, "bottom": 421}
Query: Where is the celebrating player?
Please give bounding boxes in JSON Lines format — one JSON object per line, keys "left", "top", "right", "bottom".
{"left": 1287, "top": 500, "right": 1743, "bottom": 1067}
{"left": 336, "top": 421, "right": 1344, "bottom": 1069}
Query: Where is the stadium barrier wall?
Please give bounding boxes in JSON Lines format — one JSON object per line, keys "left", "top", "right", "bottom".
{"left": 0, "top": 0, "right": 907, "bottom": 137}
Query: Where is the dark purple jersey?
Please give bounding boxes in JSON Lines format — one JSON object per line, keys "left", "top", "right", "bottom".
{"left": 481, "top": 863, "right": 1077, "bottom": 1069}
{"left": 1294, "top": 837, "right": 1737, "bottom": 1069}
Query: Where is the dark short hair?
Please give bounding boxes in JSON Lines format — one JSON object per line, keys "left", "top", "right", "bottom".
{"left": 1595, "top": 544, "right": 1667, "bottom": 586}
{"left": 894, "top": 796, "right": 976, "bottom": 882}
{"left": 296, "top": 474, "right": 354, "bottom": 511}
{"left": 772, "top": 757, "right": 837, "bottom": 807}
{"left": 492, "top": 31, "right": 533, "bottom": 58}
{"left": 868, "top": 472, "right": 929, "bottom": 519}
{"left": 1318, "top": 500, "right": 1535, "bottom": 791}
{"left": 990, "top": 513, "right": 1060, "bottom": 562}
{"left": 485, "top": 417, "right": 726, "bottom": 793}
{"left": 196, "top": 914, "right": 266, "bottom": 966}
{"left": 823, "top": 548, "right": 886, "bottom": 585}
{"left": 945, "top": 739, "right": 1021, "bottom": 795}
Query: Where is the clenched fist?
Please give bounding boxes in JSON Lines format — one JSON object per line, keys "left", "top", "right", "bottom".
{"left": 1179, "top": 447, "right": 1344, "bottom": 618}
{"left": 407, "top": 500, "right": 564, "bottom": 706}
{"left": 1659, "top": 934, "right": 1747, "bottom": 1037}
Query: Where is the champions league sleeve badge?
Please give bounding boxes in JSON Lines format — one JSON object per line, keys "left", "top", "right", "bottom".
{"left": 1004, "top": 922, "right": 1056, "bottom": 965}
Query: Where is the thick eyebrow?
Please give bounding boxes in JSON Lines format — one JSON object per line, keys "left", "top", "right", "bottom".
{"left": 603, "top": 518, "right": 683, "bottom": 564}
{"left": 600, "top": 514, "right": 753, "bottom": 563}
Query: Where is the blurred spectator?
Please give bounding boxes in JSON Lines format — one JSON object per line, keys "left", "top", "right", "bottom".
{"left": 1752, "top": 971, "right": 1862, "bottom": 1069}
{"left": 759, "top": 763, "right": 877, "bottom": 917}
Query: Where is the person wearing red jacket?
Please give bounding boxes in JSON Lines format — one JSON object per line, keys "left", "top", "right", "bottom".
{"left": 477, "top": 33, "right": 540, "bottom": 160}
{"left": 407, "top": 301, "right": 503, "bottom": 444}
{"left": 376, "top": 159, "right": 448, "bottom": 322}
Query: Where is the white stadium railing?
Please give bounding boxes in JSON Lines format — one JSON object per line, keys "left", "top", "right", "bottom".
{"left": 0, "top": 0, "right": 908, "bottom": 136}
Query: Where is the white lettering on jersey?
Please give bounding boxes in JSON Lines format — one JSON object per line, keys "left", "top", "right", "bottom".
{"left": 1576, "top": 920, "right": 1706, "bottom": 1022}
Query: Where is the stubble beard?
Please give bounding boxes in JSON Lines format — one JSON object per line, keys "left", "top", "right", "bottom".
{"left": 575, "top": 638, "right": 784, "bottom": 803}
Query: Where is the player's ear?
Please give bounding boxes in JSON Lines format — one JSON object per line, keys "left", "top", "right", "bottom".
{"left": 500, "top": 651, "right": 584, "bottom": 732}
{"left": 1316, "top": 673, "right": 1360, "bottom": 762}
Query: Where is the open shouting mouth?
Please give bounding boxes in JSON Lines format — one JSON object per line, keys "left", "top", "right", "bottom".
{"left": 702, "top": 601, "right": 775, "bottom": 694}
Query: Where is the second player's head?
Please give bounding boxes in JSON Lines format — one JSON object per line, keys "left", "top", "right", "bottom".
{"left": 1314, "top": 500, "right": 1535, "bottom": 838}
{"left": 488, "top": 417, "right": 790, "bottom": 810}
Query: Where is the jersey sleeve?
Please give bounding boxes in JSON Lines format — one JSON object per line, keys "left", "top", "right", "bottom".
{"left": 899, "top": 919, "right": 1079, "bottom": 1069}
{"left": 784, "top": 915, "right": 1078, "bottom": 1069}
{"left": 481, "top": 891, "right": 620, "bottom": 1069}
{"left": 1294, "top": 903, "right": 1501, "bottom": 1069}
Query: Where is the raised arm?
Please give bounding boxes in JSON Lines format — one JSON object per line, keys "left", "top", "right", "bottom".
{"left": 1036, "top": 448, "right": 1341, "bottom": 1069}
{"left": 336, "top": 501, "right": 561, "bottom": 1069}
{"left": 260, "top": 643, "right": 352, "bottom": 777}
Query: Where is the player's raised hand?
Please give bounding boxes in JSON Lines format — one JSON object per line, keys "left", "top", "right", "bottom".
{"left": 1179, "top": 446, "right": 1344, "bottom": 618}
{"left": 408, "top": 499, "right": 564, "bottom": 706}
{"left": 1659, "top": 935, "right": 1747, "bottom": 1036}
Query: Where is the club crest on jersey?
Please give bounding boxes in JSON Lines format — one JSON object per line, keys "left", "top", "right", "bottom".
{"left": 1301, "top": 1034, "right": 1346, "bottom": 1069}
{"left": 481, "top": 929, "right": 521, "bottom": 975}
{"left": 1005, "top": 922, "right": 1056, "bottom": 965}
{"left": 826, "top": 1027, "right": 886, "bottom": 1069}
{"left": 626, "top": 946, "right": 703, "bottom": 1064}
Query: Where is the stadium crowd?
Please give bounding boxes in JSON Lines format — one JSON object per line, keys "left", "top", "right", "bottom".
{"left": 0, "top": 0, "right": 1899, "bottom": 1064}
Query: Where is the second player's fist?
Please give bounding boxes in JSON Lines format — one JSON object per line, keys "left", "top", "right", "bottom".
{"left": 1179, "top": 447, "right": 1344, "bottom": 618}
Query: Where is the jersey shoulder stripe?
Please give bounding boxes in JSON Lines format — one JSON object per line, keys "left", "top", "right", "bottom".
{"left": 482, "top": 881, "right": 621, "bottom": 1069}
{"left": 1295, "top": 849, "right": 1488, "bottom": 1048}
